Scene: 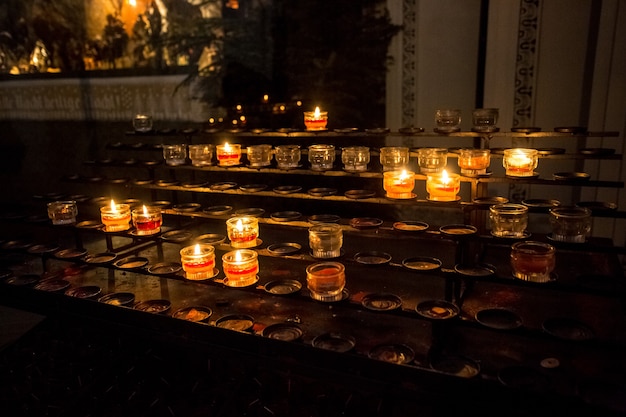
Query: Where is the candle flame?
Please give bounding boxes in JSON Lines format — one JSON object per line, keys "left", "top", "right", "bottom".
{"left": 441, "top": 169, "right": 450, "bottom": 184}
{"left": 110, "top": 199, "right": 117, "bottom": 213}
{"left": 194, "top": 244, "right": 201, "bottom": 255}
{"left": 142, "top": 205, "right": 148, "bottom": 215}
{"left": 223, "top": 142, "right": 230, "bottom": 151}
{"left": 314, "top": 107, "right": 321, "bottom": 118}
{"left": 262, "top": 94, "right": 269, "bottom": 102}
{"left": 399, "top": 170, "right": 409, "bottom": 180}
{"left": 235, "top": 250, "right": 243, "bottom": 262}
{"left": 235, "top": 219, "right": 244, "bottom": 231}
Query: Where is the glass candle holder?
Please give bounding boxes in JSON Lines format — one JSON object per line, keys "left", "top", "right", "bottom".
{"left": 458, "top": 149, "right": 491, "bottom": 176}
{"left": 435, "top": 109, "right": 461, "bottom": 132}
{"left": 549, "top": 207, "right": 592, "bottom": 243}
{"left": 510, "top": 241, "right": 555, "bottom": 283}
{"left": 47, "top": 200, "right": 78, "bottom": 225}
{"left": 162, "top": 144, "right": 187, "bottom": 166}
{"left": 417, "top": 147, "right": 448, "bottom": 174}
{"left": 246, "top": 144, "right": 272, "bottom": 167}
{"left": 303, "top": 107, "right": 328, "bottom": 130}
{"left": 275, "top": 144, "right": 301, "bottom": 169}
{"left": 503, "top": 148, "right": 538, "bottom": 177}
{"left": 133, "top": 113, "right": 153, "bottom": 132}
{"left": 489, "top": 203, "right": 528, "bottom": 238}
{"left": 222, "top": 249, "right": 259, "bottom": 287}
{"left": 180, "top": 244, "right": 216, "bottom": 280}
{"left": 426, "top": 170, "right": 460, "bottom": 201}
{"left": 383, "top": 170, "right": 415, "bottom": 199}
{"left": 216, "top": 143, "right": 242, "bottom": 166}
{"left": 306, "top": 261, "right": 346, "bottom": 302}
{"left": 472, "top": 108, "right": 499, "bottom": 132}
{"left": 188, "top": 144, "right": 214, "bottom": 166}
{"left": 100, "top": 201, "right": 131, "bottom": 232}
{"left": 379, "top": 146, "right": 409, "bottom": 171}
{"left": 131, "top": 205, "right": 162, "bottom": 235}
{"left": 309, "top": 223, "right": 343, "bottom": 258}
{"left": 341, "top": 146, "right": 370, "bottom": 172}
{"left": 308, "top": 144, "right": 335, "bottom": 171}
{"left": 226, "top": 216, "right": 259, "bottom": 248}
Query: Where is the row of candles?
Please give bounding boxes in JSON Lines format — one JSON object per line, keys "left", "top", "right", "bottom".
{"left": 162, "top": 143, "right": 539, "bottom": 177}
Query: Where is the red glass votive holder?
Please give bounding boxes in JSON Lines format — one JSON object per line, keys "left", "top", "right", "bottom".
{"left": 180, "top": 244, "right": 216, "bottom": 280}
{"left": 222, "top": 249, "right": 259, "bottom": 287}
{"left": 131, "top": 206, "right": 162, "bottom": 235}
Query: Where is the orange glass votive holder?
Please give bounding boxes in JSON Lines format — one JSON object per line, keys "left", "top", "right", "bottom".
{"left": 222, "top": 249, "right": 259, "bottom": 287}
{"left": 510, "top": 241, "right": 555, "bottom": 283}
{"left": 503, "top": 148, "right": 538, "bottom": 177}
{"left": 180, "top": 244, "right": 216, "bottom": 280}
{"left": 383, "top": 170, "right": 415, "bottom": 199}
{"left": 458, "top": 149, "right": 490, "bottom": 176}
{"left": 226, "top": 216, "right": 259, "bottom": 248}
{"left": 100, "top": 203, "right": 131, "bottom": 232}
{"left": 426, "top": 171, "right": 461, "bottom": 201}
{"left": 216, "top": 143, "right": 242, "bottom": 166}
{"left": 306, "top": 261, "right": 346, "bottom": 302}
{"left": 303, "top": 108, "right": 328, "bottom": 131}
{"left": 131, "top": 206, "right": 162, "bottom": 235}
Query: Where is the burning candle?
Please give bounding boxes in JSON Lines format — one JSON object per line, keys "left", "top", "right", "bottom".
{"left": 216, "top": 143, "right": 242, "bottom": 166}
{"left": 306, "top": 261, "right": 346, "bottom": 302}
{"left": 303, "top": 107, "right": 328, "bottom": 130}
{"left": 503, "top": 148, "right": 538, "bottom": 177}
{"left": 100, "top": 200, "right": 131, "bottom": 232}
{"left": 131, "top": 205, "right": 162, "bottom": 235}
{"left": 180, "top": 244, "right": 216, "bottom": 280}
{"left": 226, "top": 216, "right": 259, "bottom": 248}
{"left": 222, "top": 249, "right": 259, "bottom": 287}
{"left": 426, "top": 170, "right": 461, "bottom": 201}
{"left": 458, "top": 149, "right": 490, "bottom": 176}
{"left": 383, "top": 170, "right": 415, "bottom": 199}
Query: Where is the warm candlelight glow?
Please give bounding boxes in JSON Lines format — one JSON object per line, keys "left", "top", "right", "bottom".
{"left": 194, "top": 244, "right": 201, "bottom": 255}
{"left": 222, "top": 249, "right": 259, "bottom": 287}
{"left": 131, "top": 205, "right": 162, "bottom": 235}
{"left": 304, "top": 107, "right": 328, "bottom": 130}
{"left": 226, "top": 216, "right": 259, "bottom": 248}
{"left": 503, "top": 148, "right": 538, "bottom": 177}
{"left": 458, "top": 149, "right": 490, "bottom": 176}
{"left": 314, "top": 107, "right": 321, "bottom": 118}
{"left": 101, "top": 201, "right": 131, "bottom": 232}
{"left": 142, "top": 205, "right": 148, "bottom": 215}
{"left": 180, "top": 244, "right": 216, "bottom": 280}
{"left": 216, "top": 143, "right": 242, "bottom": 166}
{"left": 383, "top": 170, "right": 415, "bottom": 199}
{"left": 110, "top": 199, "right": 117, "bottom": 213}
{"left": 426, "top": 170, "right": 461, "bottom": 201}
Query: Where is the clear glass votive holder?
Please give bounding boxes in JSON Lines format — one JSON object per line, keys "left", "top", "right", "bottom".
{"left": 131, "top": 205, "right": 162, "bottom": 235}
{"left": 100, "top": 202, "right": 131, "bottom": 232}
{"left": 133, "top": 113, "right": 153, "bottom": 132}
{"left": 162, "top": 144, "right": 187, "bottom": 166}
{"left": 435, "top": 109, "right": 461, "bottom": 132}
{"left": 510, "top": 241, "right": 555, "bottom": 283}
{"left": 417, "top": 147, "right": 448, "bottom": 174}
{"left": 383, "top": 170, "right": 415, "bottom": 199}
{"left": 275, "top": 144, "right": 301, "bottom": 169}
{"left": 246, "top": 144, "right": 272, "bottom": 167}
{"left": 379, "top": 146, "right": 409, "bottom": 171}
{"left": 226, "top": 216, "right": 259, "bottom": 248}
{"left": 188, "top": 144, "right": 214, "bottom": 166}
{"left": 341, "top": 146, "right": 370, "bottom": 172}
{"left": 309, "top": 223, "right": 343, "bottom": 258}
{"left": 489, "top": 203, "right": 528, "bottom": 238}
{"left": 308, "top": 144, "right": 336, "bottom": 171}
{"left": 472, "top": 108, "right": 499, "bottom": 132}
{"left": 216, "top": 143, "right": 242, "bottom": 166}
{"left": 458, "top": 148, "right": 490, "bottom": 176}
{"left": 426, "top": 171, "right": 460, "bottom": 201}
{"left": 180, "top": 244, "right": 216, "bottom": 280}
{"left": 222, "top": 249, "right": 259, "bottom": 287}
{"left": 549, "top": 207, "right": 592, "bottom": 243}
{"left": 47, "top": 200, "right": 78, "bottom": 225}
{"left": 503, "top": 148, "right": 538, "bottom": 177}
{"left": 306, "top": 261, "right": 346, "bottom": 302}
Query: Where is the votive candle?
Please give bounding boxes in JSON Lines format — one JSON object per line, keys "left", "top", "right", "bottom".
{"left": 132, "top": 205, "right": 162, "bottom": 235}
{"left": 503, "top": 148, "right": 538, "bottom": 177}
{"left": 426, "top": 170, "right": 460, "bottom": 201}
{"left": 458, "top": 149, "right": 490, "bottom": 176}
{"left": 222, "top": 249, "right": 259, "bottom": 287}
{"left": 216, "top": 143, "right": 242, "bottom": 166}
{"left": 100, "top": 200, "right": 131, "bottom": 232}
{"left": 303, "top": 107, "right": 328, "bottom": 130}
{"left": 226, "top": 216, "right": 259, "bottom": 248}
{"left": 180, "top": 244, "right": 216, "bottom": 280}
{"left": 383, "top": 170, "right": 415, "bottom": 199}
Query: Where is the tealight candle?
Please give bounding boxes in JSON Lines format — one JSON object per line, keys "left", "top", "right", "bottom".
{"left": 180, "top": 244, "right": 216, "bottom": 280}
{"left": 303, "top": 107, "right": 328, "bottom": 130}
{"left": 222, "top": 249, "right": 259, "bottom": 287}
{"left": 510, "top": 241, "right": 555, "bottom": 283}
{"left": 426, "top": 170, "right": 461, "bottom": 201}
{"left": 131, "top": 205, "right": 162, "bottom": 235}
{"left": 306, "top": 261, "right": 346, "bottom": 302}
{"left": 503, "top": 148, "right": 538, "bottom": 177}
{"left": 383, "top": 170, "right": 415, "bottom": 199}
{"left": 216, "top": 143, "right": 242, "bottom": 166}
{"left": 457, "top": 149, "right": 490, "bottom": 176}
{"left": 100, "top": 200, "right": 131, "bottom": 232}
{"left": 226, "top": 216, "right": 259, "bottom": 248}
